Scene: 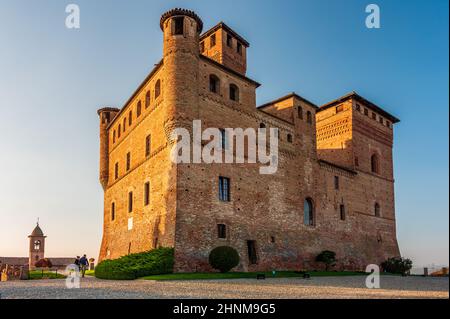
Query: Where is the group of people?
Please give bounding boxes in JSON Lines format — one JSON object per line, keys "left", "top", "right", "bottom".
{"left": 74, "top": 254, "right": 89, "bottom": 277}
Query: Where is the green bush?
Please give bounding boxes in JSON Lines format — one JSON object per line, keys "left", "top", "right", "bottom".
{"left": 208, "top": 246, "right": 240, "bottom": 273}
{"left": 95, "top": 247, "right": 174, "bottom": 280}
{"left": 381, "top": 257, "right": 413, "bottom": 275}
{"left": 315, "top": 250, "right": 337, "bottom": 271}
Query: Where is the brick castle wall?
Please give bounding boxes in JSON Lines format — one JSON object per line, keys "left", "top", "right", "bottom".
{"left": 97, "top": 9, "right": 400, "bottom": 272}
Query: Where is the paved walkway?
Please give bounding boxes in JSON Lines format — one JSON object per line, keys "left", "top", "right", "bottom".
{"left": 0, "top": 276, "right": 448, "bottom": 299}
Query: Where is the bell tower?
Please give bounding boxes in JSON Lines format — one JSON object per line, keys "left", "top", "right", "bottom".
{"left": 28, "top": 221, "right": 46, "bottom": 269}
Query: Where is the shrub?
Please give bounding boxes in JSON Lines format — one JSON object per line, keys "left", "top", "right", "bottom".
{"left": 315, "top": 250, "right": 337, "bottom": 271}
{"left": 208, "top": 246, "right": 240, "bottom": 273}
{"left": 381, "top": 257, "right": 413, "bottom": 275}
{"left": 95, "top": 247, "right": 174, "bottom": 280}
{"left": 35, "top": 258, "right": 52, "bottom": 268}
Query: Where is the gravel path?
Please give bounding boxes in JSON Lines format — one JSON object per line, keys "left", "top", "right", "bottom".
{"left": 0, "top": 276, "right": 448, "bottom": 299}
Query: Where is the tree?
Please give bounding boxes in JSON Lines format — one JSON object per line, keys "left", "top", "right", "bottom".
{"left": 381, "top": 257, "right": 413, "bottom": 275}
{"left": 35, "top": 258, "right": 53, "bottom": 268}
{"left": 208, "top": 246, "right": 240, "bottom": 273}
{"left": 315, "top": 250, "right": 337, "bottom": 271}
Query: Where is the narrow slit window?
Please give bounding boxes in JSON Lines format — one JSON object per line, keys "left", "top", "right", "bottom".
{"left": 340, "top": 204, "right": 346, "bottom": 220}
{"left": 219, "top": 176, "right": 230, "bottom": 202}
{"left": 126, "top": 152, "right": 131, "bottom": 171}
{"left": 334, "top": 176, "right": 339, "bottom": 190}
{"left": 145, "top": 91, "right": 150, "bottom": 108}
{"left": 128, "top": 192, "right": 133, "bottom": 213}
{"left": 144, "top": 182, "right": 150, "bottom": 206}
{"left": 155, "top": 80, "right": 161, "bottom": 99}
{"left": 145, "top": 135, "right": 151, "bottom": 157}
{"left": 114, "top": 162, "right": 119, "bottom": 180}
{"left": 137, "top": 101, "right": 142, "bottom": 117}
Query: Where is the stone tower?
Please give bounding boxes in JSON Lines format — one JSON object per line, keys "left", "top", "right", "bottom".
{"left": 160, "top": 8, "right": 202, "bottom": 121}
{"left": 28, "top": 222, "right": 46, "bottom": 269}
{"left": 97, "top": 107, "right": 119, "bottom": 190}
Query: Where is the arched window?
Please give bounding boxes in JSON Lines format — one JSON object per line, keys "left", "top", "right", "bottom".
{"left": 137, "top": 101, "right": 142, "bottom": 117}
{"left": 155, "top": 80, "right": 161, "bottom": 99}
{"left": 306, "top": 111, "right": 312, "bottom": 124}
{"left": 371, "top": 154, "right": 379, "bottom": 174}
{"left": 298, "top": 106, "right": 303, "bottom": 119}
{"left": 375, "top": 203, "right": 380, "bottom": 217}
{"left": 145, "top": 91, "right": 150, "bottom": 108}
{"left": 229, "top": 84, "right": 239, "bottom": 101}
{"left": 304, "top": 198, "right": 314, "bottom": 226}
{"left": 209, "top": 75, "right": 220, "bottom": 94}
{"left": 34, "top": 240, "right": 41, "bottom": 250}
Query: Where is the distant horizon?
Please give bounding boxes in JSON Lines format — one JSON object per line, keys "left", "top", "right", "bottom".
{"left": 0, "top": 0, "right": 448, "bottom": 268}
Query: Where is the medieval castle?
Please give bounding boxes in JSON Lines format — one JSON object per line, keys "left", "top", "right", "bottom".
{"left": 97, "top": 8, "right": 400, "bottom": 272}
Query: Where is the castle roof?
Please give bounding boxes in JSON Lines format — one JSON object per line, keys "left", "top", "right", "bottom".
{"left": 258, "top": 92, "right": 318, "bottom": 109}
{"left": 29, "top": 224, "right": 45, "bottom": 237}
{"left": 319, "top": 91, "right": 400, "bottom": 123}
{"left": 160, "top": 8, "right": 203, "bottom": 33}
{"left": 200, "top": 22, "right": 250, "bottom": 47}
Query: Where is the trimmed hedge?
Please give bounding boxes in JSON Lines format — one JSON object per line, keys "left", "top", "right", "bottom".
{"left": 209, "top": 246, "right": 240, "bottom": 273}
{"left": 95, "top": 247, "right": 174, "bottom": 280}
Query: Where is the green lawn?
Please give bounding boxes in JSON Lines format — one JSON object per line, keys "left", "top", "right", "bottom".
{"left": 141, "top": 271, "right": 368, "bottom": 281}
{"left": 29, "top": 270, "right": 66, "bottom": 280}
{"left": 84, "top": 270, "right": 95, "bottom": 276}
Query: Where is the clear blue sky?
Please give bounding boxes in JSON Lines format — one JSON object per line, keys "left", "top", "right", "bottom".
{"left": 0, "top": 0, "right": 448, "bottom": 267}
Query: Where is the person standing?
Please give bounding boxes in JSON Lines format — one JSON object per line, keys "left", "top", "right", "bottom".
{"left": 79, "top": 254, "right": 88, "bottom": 278}
{"left": 74, "top": 256, "right": 80, "bottom": 271}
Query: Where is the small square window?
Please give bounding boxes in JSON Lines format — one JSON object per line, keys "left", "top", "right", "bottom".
{"left": 217, "top": 224, "right": 227, "bottom": 239}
